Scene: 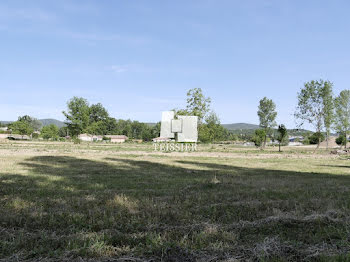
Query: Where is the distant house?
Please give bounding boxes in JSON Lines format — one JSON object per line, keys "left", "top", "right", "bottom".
{"left": 288, "top": 136, "right": 304, "bottom": 142}
{"left": 78, "top": 134, "right": 91, "bottom": 142}
{"left": 105, "top": 135, "right": 128, "bottom": 143}
{"left": 78, "top": 133, "right": 103, "bottom": 142}
{"left": 0, "top": 127, "right": 8, "bottom": 132}
{"left": 152, "top": 137, "right": 171, "bottom": 143}
{"left": 92, "top": 135, "right": 103, "bottom": 142}
{"left": 288, "top": 141, "right": 303, "bottom": 146}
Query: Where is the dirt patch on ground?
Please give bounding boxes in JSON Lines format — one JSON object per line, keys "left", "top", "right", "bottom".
{"left": 319, "top": 136, "right": 339, "bottom": 148}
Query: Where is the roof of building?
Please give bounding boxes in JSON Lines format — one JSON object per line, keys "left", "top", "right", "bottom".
{"left": 78, "top": 133, "right": 91, "bottom": 137}
{"left": 78, "top": 134, "right": 103, "bottom": 139}
{"left": 105, "top": 135, "right": 128, "bottom": 139}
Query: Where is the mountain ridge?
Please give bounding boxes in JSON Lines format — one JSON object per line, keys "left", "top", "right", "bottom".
{"left": 222, "top": 123, "right": 260, "bottom": 130}
{"left": 0, "top": 119, "right": 65, "bottom": 128}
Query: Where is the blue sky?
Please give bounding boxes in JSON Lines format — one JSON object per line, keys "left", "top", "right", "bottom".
{"left": 1, "top": 0, "right": 350, "bottom": 128}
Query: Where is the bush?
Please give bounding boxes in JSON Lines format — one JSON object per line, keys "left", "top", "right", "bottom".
{"left": 41, "top": 124, "right": 59, "bottom": 140}
{"left": 251, "top": 129, "right": 266, "bottom": 147}
{"left": 336, "top": 135, "right": 346, "bottom": 146}
{"left": 302, "top": 137, "right": 310, "bottom": 145}
{"left": 309, "top": 132, "right": 325, "bottom": 144}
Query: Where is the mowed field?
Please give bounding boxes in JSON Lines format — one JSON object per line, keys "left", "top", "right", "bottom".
{"left": 0, "top": 141, "right": 350, "bottom": 261}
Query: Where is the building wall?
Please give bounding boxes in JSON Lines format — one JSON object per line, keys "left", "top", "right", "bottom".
{"left": 111, "top": 138, "right": 126, "bottom": 143}
{"left": 79, "top": 136, "right": 92, "bottom": 142}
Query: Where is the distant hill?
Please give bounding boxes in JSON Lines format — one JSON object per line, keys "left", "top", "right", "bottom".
{"left": 0, "top": 119, "right": 65, "bottom": 128}
{"left": 0, "top": 121, "right": 13, "bottom": 125}
{"left": 222, "top": 123, "right": 260, "bottom": 130}
{"left": 39, "top": 119, "right": 65, "bottom": 128}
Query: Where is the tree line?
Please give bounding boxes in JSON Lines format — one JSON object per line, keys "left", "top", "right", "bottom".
{"left": 5, "top": 81, "right": 349, "bottom": 147}
{"left": 3, "top": 88, "right": 236, "bottom": 142}
{"left": 61, "top": 89, "right": 236, "bottom": 142}
{"left": 61, "top": 97, "right": 160, "bottom": 141}
{"left": 252, "top": 79, "right": 350, "bottom": 150}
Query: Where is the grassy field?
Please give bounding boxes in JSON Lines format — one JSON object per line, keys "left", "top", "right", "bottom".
{"left": 0, "top": 140, "right": 350, "bottom": 261}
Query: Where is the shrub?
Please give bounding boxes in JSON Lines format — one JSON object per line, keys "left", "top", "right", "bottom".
{"left": 309, "top": 132, "right": 325, "bottom": 144}
{"left": 251, "top": 129, "right": 266, "bottom": 147}
{"left": 302, "top": 137, "right": 310, "bottom": 145}
{"left": 336, "top": 135, "right": 346, "bottom": 146}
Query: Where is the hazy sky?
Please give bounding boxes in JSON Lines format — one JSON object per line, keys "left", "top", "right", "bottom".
{"left": 1, "top": 0, "right": 350, "bottom": 128}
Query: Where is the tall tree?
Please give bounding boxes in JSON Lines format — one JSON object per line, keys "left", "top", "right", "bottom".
{"left": 185, "top": 88, "right": 211, "bottom": 124}
{"left": 277, "top": 124, "right": 288, "bottom": 152}
{"left": 322, "top": 81, "right": 334, "bottom": 149}
{"left": 257, "top": 97, "right": 277, "bottom": 148}
{"left": 62, "top": 97, "right": 90, "bottom": 136}
{"left": 295, "top": 80, "right": 333, "bottom": 151}
{"left": 334, "top": 90, "right": 350, "bottom": 148}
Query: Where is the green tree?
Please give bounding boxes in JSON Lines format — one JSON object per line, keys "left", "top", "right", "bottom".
{"left": 277, "top": 124, "right": 288, "bottom": 152}
{"left": 295, "top": 80, "right": 333, "bottom": 151}
{"left": 85, "top": 121, "right": 105, "bottom": 135}
{"left": 114, "top": 119, "right": 133, "bottom": 137}
{"left": 336, "top": 134, "right": 346, "bottom": 147}
{"left": 41, "top": 124, "right": 59, "bottom": 140}
{"left": 151, "top": 122, "right": 161, "bottom": 139}
{"left": 205, "top": 111, "right": 220, "bottom": 125}
{"left": 9, "top": 121, "right": 34, "bottom": 138}
{"left": 185, "top": 88, "right": 211, "bottom": 124}
{"left": 322, "top": 81, "right": 334, "bottom": 149}
{"left": 198, "top": 125, "right": 211, "bottom": 143}
{"left": 104, "top": 117, "right": 118, "bottom": 135}
{"left": 18, "top": 115, "right": 42, "bottom": 131}
{"left": 334, "top": 90, "right": 350, "bottom": 148}
{"left": 59, "top": 126, "right": 68, "bottom": 137}
{"left": 89, "top": 103, "right": 109, "bottom": 123}
{"left": 198, "top": 111, "right": 226, "bottom": 143}
{"left": 309, "top": 132, "right": 325, "bottom": 144}
{"left": 257, "top": 97, "right": 277, "bottom": 148}
{"left": 251, "top": 129, "right": 266, "bottom": 148}
{"left": 63, "top": 97, "right": 90, "bottom": 136}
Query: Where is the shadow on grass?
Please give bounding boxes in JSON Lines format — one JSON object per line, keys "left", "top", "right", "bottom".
{"left": 319, "top": 164, "right": 350, "bottom": 169}
{"left": 0, "top": 155, "right": 350, "bottom": 261}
